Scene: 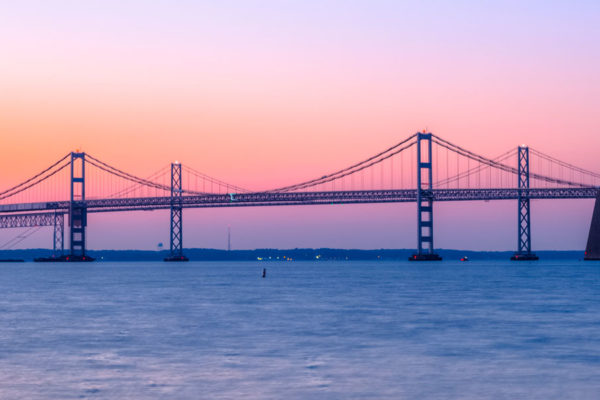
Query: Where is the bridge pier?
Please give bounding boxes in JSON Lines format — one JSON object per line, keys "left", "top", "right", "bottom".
{"left": 165, "top": 162, "right": 188, "bottom": 262}
{"left": 53, "top": 211, "right": 64, "bottom": 256}
{"left": 410, "top": 132, "right": 442, "bottom": 261}
{"left": 511, "top": 146, "right": 538, "bottom": 261}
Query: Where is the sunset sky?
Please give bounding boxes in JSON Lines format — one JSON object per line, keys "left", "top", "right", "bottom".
{"left": 1, "top": 1, "right": 599, "bottom": 251}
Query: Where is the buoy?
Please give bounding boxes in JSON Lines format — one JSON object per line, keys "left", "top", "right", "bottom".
{"left": 262, "top": 268, "right": 266, "bottom": 278}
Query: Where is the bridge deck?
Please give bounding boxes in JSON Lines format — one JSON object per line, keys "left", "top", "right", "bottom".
{"left": 0, "top": 188, "right": 597, "bottom": 215}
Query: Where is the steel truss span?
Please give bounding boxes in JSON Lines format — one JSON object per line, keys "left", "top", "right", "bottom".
{"left": 0, "top": 212, "right": 63, "bottom": 228}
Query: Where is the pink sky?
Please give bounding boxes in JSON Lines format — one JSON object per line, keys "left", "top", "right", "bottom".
{"left": 0, "top": 1, "right": 599, "bottom": 250}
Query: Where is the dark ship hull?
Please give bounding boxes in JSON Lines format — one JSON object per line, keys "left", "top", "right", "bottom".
{"left": 409, "top": 253, "right": 442, "bottom": 261}
{"left": 164, "top": 255, "right": 189, "bottom": 262}
{"left": 34, "top": 255, "right": 95, "bottom": 262}
{"left": 510, "top": 253, "right": 539, "bottom": 261}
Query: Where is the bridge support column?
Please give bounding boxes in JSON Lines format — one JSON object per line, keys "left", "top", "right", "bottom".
{"left": 68, "top": 152, "right": 92, "bottom": 261}
{"left": 165, "top": 162, "right": 188, "bottom": 262}
{"left": 53, "top": 212, "right": 64, "bottom": 256}
{"left": 410, "top": 132, "right": 442, "bottom": 261}
{"left": 511, "top": 146, "right": 538, "bottom": 261}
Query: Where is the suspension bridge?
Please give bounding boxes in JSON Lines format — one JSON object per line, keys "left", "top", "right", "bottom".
{"left": 1, "top": 132, "right": 599, "bottom": 261}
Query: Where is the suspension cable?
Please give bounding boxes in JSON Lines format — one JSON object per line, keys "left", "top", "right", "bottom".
{"left": 0, "top": 226, "right": 42, "bottom": 249}
{"left": 183, "top": 166, "right": 249, "bottom": 193}
{"left": 434, "top": 148, "right": 516, "bottom": 187}
{"left": 530, "top": 148, "right": 600, "bottom": 180}
{"left": 86, "top": 158, "right": 171, "bottom": 192}
{"left": 0, "top": 153, "right": 71, "bottom": 197}
{"left": 432, "top": 135, "right": 594, "bottom": 188}
{"left": 107, "top": 165, "right": 171, "bottom": 198}
{"left": 0, "top": 161, "right": 71, "bottom": 201}
{"left": 266, "top": 134, "right": 418, "bottom": 192}
{"left": 86, "top": 154, "right": 171, "bottom": 191}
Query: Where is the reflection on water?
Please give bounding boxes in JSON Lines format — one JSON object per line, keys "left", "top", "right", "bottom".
{"left": 0, "top": 260, "right": 599, "bottom": 399}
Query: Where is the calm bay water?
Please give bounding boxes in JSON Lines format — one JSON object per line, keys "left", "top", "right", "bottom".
{"left": 0, "top": 260, "right": 599, "bottom": 399}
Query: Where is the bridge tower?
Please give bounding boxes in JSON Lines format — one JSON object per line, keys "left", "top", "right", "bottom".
{"left": 410, "top": 132, "right": 442, "bottom": 261}
{"left": 165, "top": 162, "right": 189, "bottom": 261}
{"left": 511, "top": 145, "right": 538, "bottom": 261}
{"left": 68, "top": 152, "right": 90, "bottom": 261}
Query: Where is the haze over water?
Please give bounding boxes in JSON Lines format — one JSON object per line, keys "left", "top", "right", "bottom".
{"left": 1, "top": 260, "right": 599, "bottom": 399}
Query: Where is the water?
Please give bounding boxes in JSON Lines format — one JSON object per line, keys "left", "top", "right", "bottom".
{"left": 0, "top": 260, "right": 599, "bottom": 399}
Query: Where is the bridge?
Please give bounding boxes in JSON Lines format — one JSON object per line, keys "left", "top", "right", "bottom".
{"left": 1, "top": 132, "right": 599, "bottom": 261}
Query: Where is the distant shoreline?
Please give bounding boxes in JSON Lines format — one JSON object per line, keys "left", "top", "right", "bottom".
{"left": 0, "top": 248, "right": 587, "bottom": 262}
